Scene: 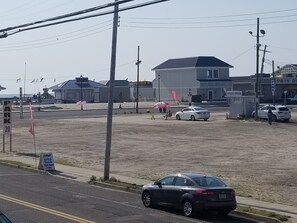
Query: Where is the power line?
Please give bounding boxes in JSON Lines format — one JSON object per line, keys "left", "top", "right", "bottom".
{"left": 0, "top": 0, "right": 134, "bottom": 33}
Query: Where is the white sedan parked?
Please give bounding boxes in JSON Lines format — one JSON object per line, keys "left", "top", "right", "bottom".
{"left": 175, "top": 106, "right": 210, "bottom": 121}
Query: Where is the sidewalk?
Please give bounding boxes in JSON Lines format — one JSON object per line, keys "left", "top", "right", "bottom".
{"left": 1, "top": 153, "right": 297, "bottom": 223}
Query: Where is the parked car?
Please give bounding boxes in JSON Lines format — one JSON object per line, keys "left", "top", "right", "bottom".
{"left": 0, "top": 211, "right": 12, "bottom": 223}
{"left": 252, "top": 104, "right": 291, "bottom": 122}
{"left": 175, "top": 106, "right": 210, "bottom": 121}
{"left": 141, "top": 173, "right": 236, "bottom": 217}
{"left": 288, "top": 95, "right": 297, "bottom": 104}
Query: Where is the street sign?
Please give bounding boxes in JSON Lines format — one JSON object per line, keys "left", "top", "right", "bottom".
{"left": 3, "top": 100, "right": 12, "bottom": 135}
{"left": 271, "top": 80, "right": 275, "bottom": 94}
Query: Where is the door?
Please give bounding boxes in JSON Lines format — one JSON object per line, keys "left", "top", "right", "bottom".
{"left": 208, "top": 90, "right": 213, "bottom": 100}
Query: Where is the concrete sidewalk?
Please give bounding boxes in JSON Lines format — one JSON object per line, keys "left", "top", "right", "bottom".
{"left": 1, "top": 153, "right": 297, "bottom": 223}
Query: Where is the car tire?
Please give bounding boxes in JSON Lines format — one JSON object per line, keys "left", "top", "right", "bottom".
{"left": 176, "top": 115, "right": 181, "bottom": 120}
{"left": 272, "top": 115, "right": 277, "bottom": 122}
{"left": 182, "top": 200, "right": 195, "bottom": 217}
{"left": 203, "top": 118, "right": 208, "bottom": 121}
{"left": 142, "top": 191, "right": 153, "bottom": 208}
{"left": 190, "top": 115, "right": 196, "bottom": 121}
{"left": 284, "top": 119, "right": 290, "bottom": 122}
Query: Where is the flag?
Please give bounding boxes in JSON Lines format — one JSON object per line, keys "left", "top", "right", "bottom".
{"left": 171, "top": 90, "right": 179, "bottom": 102}
{"left": 28, "top": 103, "right": 35, "bottom": 136}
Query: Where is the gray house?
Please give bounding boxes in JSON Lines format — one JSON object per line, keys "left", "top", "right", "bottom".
{"left": 98, "top": 80, "right": 130, "bottom": 103}
{"left": 152, "top": 56, "right": 233, "bottom": 102}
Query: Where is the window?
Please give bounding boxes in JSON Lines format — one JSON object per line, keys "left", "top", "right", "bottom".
{"left": 192, "top": 176, "right": 226, "bottom": 187}
{"left": 159, "top": 176, "right": 175, "bottom": 186}
{"left": 207, "top": 69, "right": 219, "bottom": 79}
{"left": 213, "top": 70, "right": 219, "bottom": 78}
{"left": 207, "top": 70, "right": 213, "bottom": 78}
{"left": 175, "top": 177, "right": 194, "bottom": 186}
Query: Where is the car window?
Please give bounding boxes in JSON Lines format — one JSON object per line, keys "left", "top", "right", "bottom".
{"left": 175, "top": 177, "right": 194, "bottom": 186}
{"left": 0, "top": 214, "right": 12, "bottom": 223}
{"left": 260, "top": 106, "right": 268, "bottom": 110}
{"left": 159, "top": 176, "right": 175, "bottom": 186}
{"left": 192, "top": 176, "right": 226, "bottom": 187}
{"left": 278, "top": 107, "right": 289, "bottom": 111}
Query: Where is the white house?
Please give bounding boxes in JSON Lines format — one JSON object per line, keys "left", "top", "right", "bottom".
{"left": 152, "top": 56, "right": 233, "bottom": 102}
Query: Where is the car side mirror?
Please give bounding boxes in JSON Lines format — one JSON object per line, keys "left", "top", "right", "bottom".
{"left": 154, "top": 181, "right": 162, "bottom": 188}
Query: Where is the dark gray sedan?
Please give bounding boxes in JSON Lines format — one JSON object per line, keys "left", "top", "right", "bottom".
{"left": 0, "top": 212, "right": 12, "bottom": 223}
{"left": 141, "top": 173, "right": 236, "bottom": 217}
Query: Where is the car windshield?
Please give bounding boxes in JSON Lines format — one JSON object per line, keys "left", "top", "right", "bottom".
{"left": 192, "top": 176, "right": 227, "bottom": 187}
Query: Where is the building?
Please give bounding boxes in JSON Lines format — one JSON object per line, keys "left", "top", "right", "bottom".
{"left": 152, "top": 56, "right": 233, "bottom": 102}
{"left": 274, "top": 64, "right": 297, "bottom": 100}
{"left": 98, "top": 80, "right": 130, "bottom": 103}
{"left": 50, "top": 78, "right": 131, "bottom": 103}
{"left": 50, "top": 77, "right": 104, "bottom": 103}
{"left": 129, "top": 81, "right": 155, "bottom": 102}
{"left": 231, "top": 64, "right": 297, "bottom": 103}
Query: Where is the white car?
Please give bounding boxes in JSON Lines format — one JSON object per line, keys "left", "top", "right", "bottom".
{"left": 175, "top": 106, "right": 210, "bottom": 121}
{"left": 288, "top": 95, "right": 297, "bottom": 104}
{"left": 252, "top": 105, "right": 291, "bottom": 122}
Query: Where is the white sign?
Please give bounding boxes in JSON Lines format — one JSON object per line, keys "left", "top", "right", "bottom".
{"left": 226, "top": 91, "right": 242, "bottom": 97}
{"left": 3, "top": 100, "right": 12, "bottom": 135}
{"left": 39, "top": 152, "right": 55, "bottom": 171}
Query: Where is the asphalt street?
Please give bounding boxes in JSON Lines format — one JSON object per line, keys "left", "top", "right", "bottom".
{"left": 0, "top": 164, "right": 260, "bottom": 223}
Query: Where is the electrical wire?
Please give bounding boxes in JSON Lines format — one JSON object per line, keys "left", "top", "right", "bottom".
{"left": 4, "top": 0, "right": 169, "bottom": 37}
{"left": 0, "top": 0, "right": 134, "bottom": 33}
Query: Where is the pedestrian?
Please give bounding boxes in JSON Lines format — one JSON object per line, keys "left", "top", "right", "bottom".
{"left": 267, "top": 108, "right": 273, "bottom": 125}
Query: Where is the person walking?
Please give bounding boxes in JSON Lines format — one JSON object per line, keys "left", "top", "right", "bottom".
{"left": 267, "top": 108, "right": 273, "bottom": 125}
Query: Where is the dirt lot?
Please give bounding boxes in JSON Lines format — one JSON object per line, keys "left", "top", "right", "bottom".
{"left": 5, "top": 105, "right": 297, "bottom": 207}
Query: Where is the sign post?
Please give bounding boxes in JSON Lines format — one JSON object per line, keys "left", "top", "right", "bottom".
{"left": 3, "top": 100, "right": 12, "bottom": 152}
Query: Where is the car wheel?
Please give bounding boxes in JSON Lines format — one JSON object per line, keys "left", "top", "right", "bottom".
{"left": 272, "top": 115, "right": 277, "bottom": 122}
{"left": 190, "top": 115, "right": 196, "bottom": 121}
{"left": 252, "top": 113, "right": 255, "bottom": 118}
{"left": 182, "top": 200, "right": 195, "bottom": 217}
{"left": 284, "top": 119, "right": 290, "bottom": 122}
{"left": 203, "top": 118, "right": 208, "bottom": 121}
{"left": 176, "top": 114, "right": 181, "bottom": 120}
{"left": 142, "top": 191, "right": 153, "bottom": 208}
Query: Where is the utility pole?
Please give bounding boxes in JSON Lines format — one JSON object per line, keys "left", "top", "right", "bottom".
{"left": 259, "top": 45, "right": 269, "bottom": 94}
{"left": 249, "top": 18, "right": 265, "bottom": 119}
{"left": 136, "top": 45, "right": 141, "bottom": 113}
{"left": 104, "top": 0, "right": 119, "bottom": 180}
{"left": 272, "top": 60, "right": 276, "bottom": 105}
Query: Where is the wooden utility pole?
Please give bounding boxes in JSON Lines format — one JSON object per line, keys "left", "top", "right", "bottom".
{"left": 104, "top": 0, "right": 119, "bottom": 180}
{"left": 136, "top": 46, "right": 141, "bottom": 113}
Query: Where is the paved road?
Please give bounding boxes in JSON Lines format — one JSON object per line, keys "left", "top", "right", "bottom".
{"left": 0, "top": 164, "right": 260, "bottom": 223}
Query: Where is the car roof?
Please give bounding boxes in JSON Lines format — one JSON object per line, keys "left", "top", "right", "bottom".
{"left": 262, "top": 104, "right": 288, "bottom": 108}
{"left": 178, "top": 173, "right": 212, "bottom": 178}
{"left": 188, "top": 106, "right": 206, "bottom": 109}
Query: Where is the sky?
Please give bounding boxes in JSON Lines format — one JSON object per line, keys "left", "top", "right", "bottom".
{"left": 1, "top": 0, "right": 297, "bottom": 94}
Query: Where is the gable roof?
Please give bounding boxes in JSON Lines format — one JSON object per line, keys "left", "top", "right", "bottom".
{"left": 152, "top": 56, "right": 233, "bottom": 70}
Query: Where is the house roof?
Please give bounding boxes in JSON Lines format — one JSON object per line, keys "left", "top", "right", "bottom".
{"left": 152, "top": 56, "right": 233, "bottom": 70}
{"left": 50, "top": 79, "right": 104, "bottom": 90}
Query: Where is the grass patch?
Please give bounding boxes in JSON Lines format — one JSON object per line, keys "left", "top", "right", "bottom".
{"left": 0, "top": 159, "right": 32, "bottom": 168}
{"left": 237, "top": 205, "right": 290, "bottom": 222}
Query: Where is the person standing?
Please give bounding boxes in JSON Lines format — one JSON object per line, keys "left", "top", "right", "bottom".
{"left": 267, "top": 108, "right": 273, "bottom": 125}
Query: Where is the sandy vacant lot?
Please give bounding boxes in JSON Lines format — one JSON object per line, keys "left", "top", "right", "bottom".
{"left": 6, "top": 107, "right": 297, "bottom": 207}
